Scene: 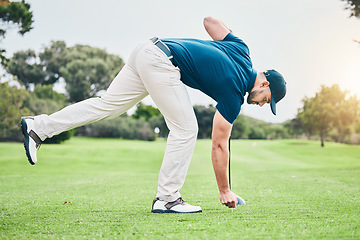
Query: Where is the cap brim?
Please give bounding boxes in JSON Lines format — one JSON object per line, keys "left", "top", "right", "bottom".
{"left": 270, "top": 96, "right": 276, "bottom": 115}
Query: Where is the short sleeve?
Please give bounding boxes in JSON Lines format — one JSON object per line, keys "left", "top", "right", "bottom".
{"left": 223, "top": 33, "right": 244, "bottom": 43}
{"left": 222, "top": 33, "right": 250, "bottom": 56}
{"left": 216, "top": 98, "right": 242, "bottom": 124}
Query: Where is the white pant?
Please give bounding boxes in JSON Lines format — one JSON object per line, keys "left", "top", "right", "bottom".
{"left": 34, "top": 39, "right": 198, "bottom": 202}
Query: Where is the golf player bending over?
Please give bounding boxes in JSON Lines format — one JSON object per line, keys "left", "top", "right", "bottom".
{"left": 21, "top": 17, "right": 286, "bottom": 213}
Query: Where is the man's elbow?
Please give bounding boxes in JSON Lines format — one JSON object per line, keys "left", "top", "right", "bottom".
{"left": 204, "top": 16, "right": 215, "bottom": 27}
{"left": 204, "top": 16, "right": 213, "bottom": 23}
{"left": 212, "top": 139, "right": 227, "bottom": 152}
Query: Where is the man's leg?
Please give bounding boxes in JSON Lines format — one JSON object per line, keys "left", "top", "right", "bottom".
{"left": 33, "top": 65, "right": 148, "bottom": 141}
{"left": 135, "top": 41, "right": 198, "bottom": 204}
{"left": 22, "top": 41, "right": 149, "bottom": 164}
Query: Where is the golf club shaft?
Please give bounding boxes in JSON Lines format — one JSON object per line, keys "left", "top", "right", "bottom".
{"left": 228, "top": 137, "right": 231, "bottom": 190}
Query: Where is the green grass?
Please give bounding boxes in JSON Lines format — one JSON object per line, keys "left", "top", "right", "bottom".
{"left": 1, "top": 138, "right": 359, "bottom": 239}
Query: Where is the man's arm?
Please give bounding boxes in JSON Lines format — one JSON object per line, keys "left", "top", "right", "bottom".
{"left": 203, "top": 16, "right": 231, "bottom": 41}
{"left": 211, "top": 110, "right": 238, "bottom": 208}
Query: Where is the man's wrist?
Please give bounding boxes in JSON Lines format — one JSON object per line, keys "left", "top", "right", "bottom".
{"left": 219, "top": 188, "right": 231, "bottom": 195}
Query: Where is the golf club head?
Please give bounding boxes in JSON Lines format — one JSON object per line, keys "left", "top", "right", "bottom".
{"left": 236, "top": 196, "right": 246, "bottom": 205}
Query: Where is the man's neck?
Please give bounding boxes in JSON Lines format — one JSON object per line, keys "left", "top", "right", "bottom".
{"left": 250, "top": 72, "right": 266, "bottom": 92}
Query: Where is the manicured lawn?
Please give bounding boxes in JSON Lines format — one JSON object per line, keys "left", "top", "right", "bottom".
{"left": 1, "top": 138, "right": 359, "bottom": 239}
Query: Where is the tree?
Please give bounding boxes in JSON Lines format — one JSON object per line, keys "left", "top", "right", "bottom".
{"left": 341, "top": 0, "right": 360, "bottom": 18}
{"left": 60, "top": 44, "right": 124, "bottom": 102}
{"left": 7, "top": 41, "right": 125, "bottom": 102}
{"left": 133, "top": 102, "right": 161, "bottom": 121}
{"left": 22, "top": 85, "right": 68, "bottom": 115}
{"left": 0, "top": 0, "right": 33, "bottom": 66}
{"left": 0, "top": 81, "right": 74, "bottom": 143}
{"left": 193, "top": 105, "right": 216, "bottom": 139}
{"left": 6, "top": 50, "right": 46, "bottom": 89}
{"left": 33, "top": 84, "right": 67, "bottom": 103}
{"left": 38, "top": 41, "right": 67, "bottom": 85}
{"left": 340, "top": 0, "right": 360, "bottom": 44}
{"left": 332, "top": 94, "right": 359, "bottom": 142}
{"left": 248, "top": 126, "right": 266, "bottom": 139}
{"left": 22, "top": 85, "right": 75, "bottom": 144}
{"left": 266, "top": 124, "right": 289, "bottom": 140}
{"left": 355, "top": 118, "right": 360, "bottom": 133}
{"left": 283, "top": 118, "right": 304, "bottom": 138}
{"left": 301, "top": 86, "right": 339, "bottom": 146}
{"left": 297, "top": 97, "right": 318, "bottom": 140}
{"left": 6, "top": 41, "right": 64, "bottom": 89}
{"left": 297, "top": 85, "right": 359, "bottom": 147}
{"left": 0, "top": 81, "right": 32, "bottom": 141}
{"left": 231, "top": 115, "right": 249, "bottom": 139}
{"left": 87, "top": 115, "right": 155, "bottom": 141}
{"left": 132, "top": 102, "right": 169, "bottom": 138}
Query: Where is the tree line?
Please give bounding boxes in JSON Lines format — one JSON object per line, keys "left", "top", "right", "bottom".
{"left": 1, "top": 0, "right": 359, "bottom": 146}
{"left": 0, "top": 80, "right": 291, "bottom": 143}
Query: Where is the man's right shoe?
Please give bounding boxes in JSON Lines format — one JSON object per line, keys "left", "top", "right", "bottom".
{"left": 21, "top": 117, "right": 42, "bottom": 165}
{"left": 151, "top": 197, "right": 202, "bottom": 213}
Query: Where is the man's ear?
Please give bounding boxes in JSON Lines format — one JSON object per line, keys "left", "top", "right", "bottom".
{"left": 260, "top": 80, "right": 270, "bottom": 88}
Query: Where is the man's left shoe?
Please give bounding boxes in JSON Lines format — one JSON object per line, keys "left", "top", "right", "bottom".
{"left": 21, "top": 117, "right": 42, "bottom": 165}
{"left": 151, "top": 197, "right": 202, "bottom": 213}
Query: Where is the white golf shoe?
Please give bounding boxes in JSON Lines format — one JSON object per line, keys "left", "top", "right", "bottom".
{"left": 151, "top": 197, "right": 202, "bottom": 213}
{"left": 21, "top": 117, "right": 42, "bottom": 165}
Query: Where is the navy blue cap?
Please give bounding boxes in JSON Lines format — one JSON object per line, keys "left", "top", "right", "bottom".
{"left": 264, "top": 70, "right": 286, "bottom": 115}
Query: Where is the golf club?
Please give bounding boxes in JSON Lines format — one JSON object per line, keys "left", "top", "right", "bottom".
{"left": 229, "top": 137, "right": 233, "bottom": 211}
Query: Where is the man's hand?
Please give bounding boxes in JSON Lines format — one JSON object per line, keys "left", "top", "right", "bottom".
{"left": 220, "top": 189, "right": 239, "bottom": 208}
{"left": 203, "top": 16, "right": 231, "bottom": 41}
{"left": 212, "top": 111, "right": 234, "bottom": 207}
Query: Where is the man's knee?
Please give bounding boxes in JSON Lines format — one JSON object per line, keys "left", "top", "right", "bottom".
{"left": 176, "top": 121, "right": 198, "bottom": 140}
{"left": 188, "top": 122, "right": 198, "bottom": 139}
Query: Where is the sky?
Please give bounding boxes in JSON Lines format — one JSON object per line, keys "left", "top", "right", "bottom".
{"left": 2, "top": 0, "right": 360, "bottom": 123}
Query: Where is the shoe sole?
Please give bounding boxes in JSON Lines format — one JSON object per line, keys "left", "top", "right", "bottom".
{"left": 151, "top": 209, "right": 202, "bottom": 213}
{"left": 21, "top": 118, "right": 35, "bottom": 165}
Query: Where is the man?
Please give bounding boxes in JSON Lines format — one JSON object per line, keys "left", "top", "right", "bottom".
{"left": 21, "top": 17, "right": 286, "bottom": 213}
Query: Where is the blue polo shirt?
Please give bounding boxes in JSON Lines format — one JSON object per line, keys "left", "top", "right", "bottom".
{"left": 162, "top": 33, "right": 257, "bottom": 124}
